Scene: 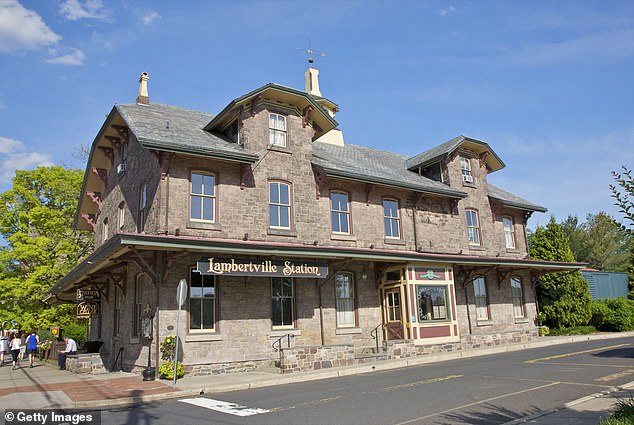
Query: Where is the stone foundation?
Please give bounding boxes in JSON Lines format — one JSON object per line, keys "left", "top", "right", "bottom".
{"left": 66, "top": 353, "right": 107, "bottom": 374}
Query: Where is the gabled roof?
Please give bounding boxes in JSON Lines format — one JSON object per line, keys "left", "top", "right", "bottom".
{"left": 312, "top": 141, "right": 467, "bottom": 199}
{"left": 406, "top": 135, "right": 505, "bottom": 173}
{"left": 488, "top": 183, "right": 547, "bottom": 213}
{"left": 203, "top": 83, "right": 338, "bottom": 140}
{"left": 116, "top": 103, "right": 259, "bottom": 163}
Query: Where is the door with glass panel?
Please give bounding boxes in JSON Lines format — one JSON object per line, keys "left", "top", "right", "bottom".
{"left": 384, "top": 288, "right": 404, "bottom": 340}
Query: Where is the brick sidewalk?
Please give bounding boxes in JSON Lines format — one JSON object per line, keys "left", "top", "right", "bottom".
{"left": 0, "top": 376, "right": 176, "bottom": 402}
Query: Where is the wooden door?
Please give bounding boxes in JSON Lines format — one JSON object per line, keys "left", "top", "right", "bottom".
{"left": 384, "top": 288, "right": 404, "bottom": 340}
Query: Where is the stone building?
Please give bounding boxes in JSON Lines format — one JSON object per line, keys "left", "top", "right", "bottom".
{"left": 50, "top": 69, "right": 583, "bottom": 375}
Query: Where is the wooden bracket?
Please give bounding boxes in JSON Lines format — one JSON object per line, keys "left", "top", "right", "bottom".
{"left": 490, "top": 200, "right": 500, "bottom": 222}
{"left": 365, "top": 183, "right": 375, "bottom": 206}
{"left": 478, "top": 151, "right": 488, "bottom": 168}
{"left": 104, "top": 136, "right": 121, "bottom": 156}
{"left": 240, "top": 163, "right": 250, "bottom": 190}
{"left": 97, "top": 146, "right": 114, "bottom": 167}
{"left": 251, "top": 95, "right": 261, "bottom": 117}
{"left": 81, "top": 213, "right": 96, "bottom": 231}
{"left": 91, "top": 167, "right": 107, "bottom": 185}
{"left": 302, "top": 105, "right": 313, "bottom": 128}
{"left": 315, "top": 171, "right": 326, "bottom": 199}
{"left": 111, "top": 125, "right": 130, "bottom": 140}
{"left": 85, "top": 191, "right": 102, "bottom": 208}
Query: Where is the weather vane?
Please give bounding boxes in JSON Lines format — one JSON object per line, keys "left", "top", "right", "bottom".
{"left": 297, "top": 34, "right": 325, "bottom": 64}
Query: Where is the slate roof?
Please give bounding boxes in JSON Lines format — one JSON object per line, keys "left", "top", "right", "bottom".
{"left": 116, "top": 103, "right": 259, "bottom": 163}
{"left": 312, "top": 141, "right": 468, "bottom": 198}
{"left": 487, "top": 183, "right": 547, "bottom": 212}
{"left": 405, "top": 135, "right": 505, "bottom": 172}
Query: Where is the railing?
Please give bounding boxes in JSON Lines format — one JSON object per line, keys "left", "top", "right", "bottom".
{"left": 111, "top": 347, "right": 124, "bottom": 372}
{"left": 370, "top": 324, "right": 382, "bottom": 354}
{"left": 272, "top": 333, "right": 294, "bottom": 352}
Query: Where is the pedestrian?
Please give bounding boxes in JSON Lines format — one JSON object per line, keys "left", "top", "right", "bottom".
{"left": 25, "top": 330, "right": 39, "bottom": 368}
{"left": 10, "top": 332, "right": 21, "bottom": 370}
{"left": 0, "top": 333, "right": 8, "bottom": 366}
{"left": 57, "top": 336, "right": 77, "bottom": 370}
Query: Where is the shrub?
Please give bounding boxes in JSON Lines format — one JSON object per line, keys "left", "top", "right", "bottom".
{"left": 590, "top": 298, "right": 634, "bottom": 332}
{"left": 158, "top": 361, "right": 184, "bottom": 380}
{"left": 548, "top": 326, "right": 596, "bottom": 336}
{"left": 160, "top": 336, "right": 176, "bottom": 362}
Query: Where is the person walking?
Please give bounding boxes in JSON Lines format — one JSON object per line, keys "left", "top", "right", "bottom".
{"left": 10, "top": 332, "right": 21, "bottom": 370}
{"left": 25, "top": 331, "right": 39, "bottom": 368}
{"left": 0, "top": 333, "right": 8, "bottom": 366}
{"left": 57, "top": 336, "right": 77, "bottom": 370}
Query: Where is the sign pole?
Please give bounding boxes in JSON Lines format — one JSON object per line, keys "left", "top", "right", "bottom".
{"left": 173, "top": 279, "right": 187, "bottom": 388}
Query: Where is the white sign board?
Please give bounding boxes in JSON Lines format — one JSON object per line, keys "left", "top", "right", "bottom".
{"left": 177, "top": 279, "right": 187, "bottom": 307}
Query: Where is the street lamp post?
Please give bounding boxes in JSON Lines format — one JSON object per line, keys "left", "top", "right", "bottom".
{"left": 142, "top": 304, "right": 156, "bottom": 381}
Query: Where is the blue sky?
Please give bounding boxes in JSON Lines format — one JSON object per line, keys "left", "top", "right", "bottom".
{"left": 0, "top": 0, "right": 632, "bottom": 230}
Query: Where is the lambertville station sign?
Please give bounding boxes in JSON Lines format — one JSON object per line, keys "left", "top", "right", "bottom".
{"left": 197, "top": 257, "right": 328, "bottom": 278}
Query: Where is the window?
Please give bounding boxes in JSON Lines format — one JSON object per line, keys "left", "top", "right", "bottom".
{"left": 386, "top": 291, "right": 401, "bottom": 322}
{"left": 466, "top": 209, "right": 481, "bottom": 245}
{"left": 383, "top": 199, "right": 401, "bottom": 238}
{"left": 269, "top": 181, "right": 291, "bottom": 229}
{"left": 331, "top": 191, "right": 351, "bottom": 235}
{"left": 503, "top": 216, "right": 516, "bottom": 249}
{"left": 269, "top": 113, "right": 287, "bottom": 147}
{"left": 113, "top": 286, "right": 120, "bottom": 337}
{"left": 133, "top": 275, "right": 143, "bottom": 337}
{"left": 461, "top": 157, "right": 473, "bottom": 183}
{"left": 510, "top": 277, "right": 526, "bottom": 318}
{"left": 190, "top": 172, "right": 216, "bottom": 222}
{"left": 189, "top": 269, "right": 216, "bottom": 331}
{"left": 473, "top": 277, "right": 490, "bottom": 320}
{"left": 137, "top": 183, "right": 147, "bottom": 233}
{"left": 271, "top": 277, "right": 294, "bottom": 327}
{"left": 102, "top": 217, "right": 108, "bottom": 242}
{"left": 417, "top": 285, "right": 449, "bottom": 321}
{"left": 118, "top": 202, "right": 125, "bottom": 230}
{"left": 335, "top": 272, "right": 356, "bottom": 327}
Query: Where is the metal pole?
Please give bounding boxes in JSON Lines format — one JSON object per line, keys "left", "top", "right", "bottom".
{"left": 173, "top": 305, "right": 181, "bottom": 388}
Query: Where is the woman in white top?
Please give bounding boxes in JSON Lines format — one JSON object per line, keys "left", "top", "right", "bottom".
{"left": 0, "top": 334, "right": 8, "bottom": 365}
{"left": 10, "top": 333, "right": 21, "bottom": 370}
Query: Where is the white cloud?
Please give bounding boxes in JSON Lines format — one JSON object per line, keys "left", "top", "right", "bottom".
{"left": 45, "top": 47, "right": 86, "bottom": 65}
{"left": 439, "top": 5, "right": 456, "bottom": 16}
{"left": 135, "top": 8, "right": 160, "bottom": 26}
{"left": 0, "top": 0, "right": 61, "bottom": 53}
{"left": 0, "top": 136, "right": 54, "bottom": 183}
{"left": 59, "top": 0, "right": 111, "bottom": 22}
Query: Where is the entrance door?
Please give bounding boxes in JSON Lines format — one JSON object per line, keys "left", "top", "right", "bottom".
{"left": 384, "top": 288, "right": 404, "bottom": 340}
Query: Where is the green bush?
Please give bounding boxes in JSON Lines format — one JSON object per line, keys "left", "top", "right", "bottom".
{"left": 590, "top": 298, "right": 634, "bottom": 332}
{"left": 548, "top": 326, "right": 596, "bottom": 336}
{"left": 158, "top": 361, "right": 184, "bottom": 380}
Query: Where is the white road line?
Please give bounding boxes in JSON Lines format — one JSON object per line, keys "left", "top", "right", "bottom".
{"left": 179, "top": 397, "right": 270, "bottom": 416}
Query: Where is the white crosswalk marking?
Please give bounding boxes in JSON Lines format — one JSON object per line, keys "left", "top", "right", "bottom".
{"left": 179, "top": 397, "right": 270, "bottom": 416}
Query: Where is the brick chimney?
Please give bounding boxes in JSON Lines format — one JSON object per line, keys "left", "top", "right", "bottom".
{"left": 136, "top": 71, "right": 149, "bottom": 106}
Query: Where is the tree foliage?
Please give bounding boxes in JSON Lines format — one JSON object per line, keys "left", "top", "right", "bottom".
{"left": 530, "top": 216, "right": 592, "bottom": 328}
{"left": 0, "top": 166, "right": 92, "bottom": 334}
{"left": 611, "top": 166, "right": 634, "bottom": 236}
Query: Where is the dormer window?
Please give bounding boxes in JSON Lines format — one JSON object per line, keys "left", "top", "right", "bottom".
{"left": 461, "top": 157, "right": 474, "bottom": 184}
{"left": 269, "top": 113, "right": 287, "bottom": 147}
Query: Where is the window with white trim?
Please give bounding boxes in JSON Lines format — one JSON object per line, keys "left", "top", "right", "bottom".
{"left": 118, "top": 202, "right": 125, "bottom": 230}
{"left": 473, "top": 276, "right": 490, "bottom": 320}
{"left": 137, "top": 183, "right": 147, "bottom": 233}
{"left": 190, "top": 172, "right": 216, "bottom": 222}
{"left": 503, "top": 216, "right": 516, "bottom": 249}
{"left": 102, "top": 217, "right": 108, "bottom": 242}
{"left": 189, "top": 269, "right": 216, "bottom": 331}
{"left": 331, "top": 191, "right": 351, "bottom": 235}
{"left": 510, "top": 277, "right": 526, "bottom": 318}
{"left": 461, "top": 157, "right": 473, "bottom": 183}
{"left": 269, "top": 181, "right": 292, "bottom": 229}
{"left": 466, "top": 209, "right": 481, "bottom": 245}
{"left": 271, "top": 277, "right": 294, "bottom": 328}
{"left": 269, "top": 113, "right": 287, "bottom": 147}
{"left": 383, "top": 198, "right": 401, "bottom": 238}
{"left": 335, "top": 272, "right": 356, "bottom": 327}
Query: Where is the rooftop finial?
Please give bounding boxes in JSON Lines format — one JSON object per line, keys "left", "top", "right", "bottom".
{"left": 297, "top": 34, "right": 325, "bottom": 65}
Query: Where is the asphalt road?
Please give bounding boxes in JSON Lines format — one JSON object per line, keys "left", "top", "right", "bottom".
{"left": 101, "top": 336, "right": 634, "bottom": 425}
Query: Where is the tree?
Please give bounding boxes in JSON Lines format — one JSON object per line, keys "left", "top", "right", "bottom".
{"left": 583, "top": 212, "right": 629, "bottom": 272}
{"left": 611, "top": 166, "right": 633, "bottom": 236}
{"left": 0, "top": 166, "right": 93, "bottom": 334}
{"left": 530, "top": 216, "right": 592, "bottom": 328}
{"left": 561, "top": 215, "right": 589, "bottom": 263}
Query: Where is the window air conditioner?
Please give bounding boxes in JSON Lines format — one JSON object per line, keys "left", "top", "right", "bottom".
{"left": 463, "top": 175, "right": 473, "bottom": 183}
{"left": 116, "top": 162, "right": 126, "bottom": 174}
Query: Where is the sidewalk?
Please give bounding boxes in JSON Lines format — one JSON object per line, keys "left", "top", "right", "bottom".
{"left": 1, "top": 332, "right": 633, "bottom": 424}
